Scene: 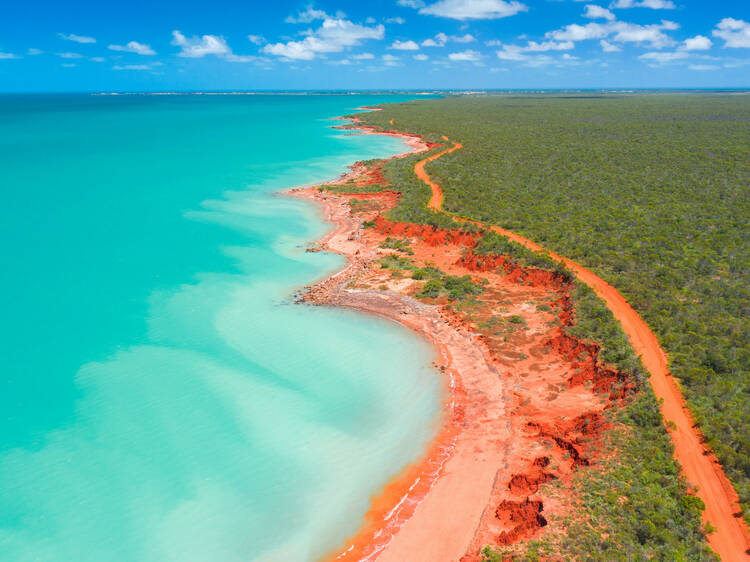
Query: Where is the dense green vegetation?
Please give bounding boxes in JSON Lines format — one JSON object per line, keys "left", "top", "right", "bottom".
{"left": 353, "top": 95, "right": 750, "bottom": 526}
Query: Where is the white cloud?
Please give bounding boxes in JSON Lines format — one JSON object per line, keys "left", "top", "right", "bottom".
{"left": 390, "top": 40, "right": 420, "bottom": 50}
{"left": 689, "top": 64, "right": 718, "bottom": 70}
{"left": 610, "top": 0, "right": 675, "bottom": 8}
{"left": 0, "top": 52, "right": 19, "bottom": 59}
{"left": 352, "top": 52, "right": 375, "bottom": 59}
{"left": 584, "top": 5, "right": 615, "bottom": 21}
{"left": 397, "top": 0, "right": 425, "bottom": 7}
{"left": 263, "top": 17, "right": 384, "bottom": 60}
{"left": 713, "top": 18, "right": 750, "bottom": 48}
{"left": 637, "top": 34, "right": 714, "bottom": 65}
{"left": 522, "top": 40, "right": 574, "bottom": 52}
{"left": 416, "top": 0, "right": 527, "bottom": 20}
{"left": 169, "top": 31, "right": 260, "bottom": 62}
{"left": 90, "top": 56, "right": 106, "bottom": 62}
{"left": 171, "top": 31, "right": 231, "bottom": 57}
{"left": 108, "top": 41, "right": 156, "bottom": 55}
{"left": 547, "top": 19, "right": 678, "bottom": 48}
{"left": 285, "top": 6, "right": 328, "bottom": 24}
{"left": 61, "top": 63, "right": 76, "bottom": 67}
{"left": 453, "top": 33, "right": 476, "bottom": 43}
{"left": 414, "top": 53, "right": 429, "bottom": 60}
{"left": 248, "top": 35, "right": 266, "bottom": 45}
{"left": 600, "top": 39, "right": 621, "bottom": 51}
{"left": 495, "top": 39, "right": 574, "bottom": 60}
{"left": 448, "top": 49, "right": 482, "bottom": 60}
{"left": 386, "top": 17, "right": 406, "bottom": 24}
{"left": 27, "top": 48, "right": 44, "bottom": 55}
{"left": 681, "top": 35, "right": 712, "bottom": 51}
{"left": 638, "top": 50, "right": 688, "bottom": 63}
{"left": 57, "top": 52, "right": 83, "bottom": 58}
{"left": 113, "top": 64, "right": 152, "bottom": 70}
{"left": 58, "top": 33, "right": 96, "bottom": 44}
{"left": 421, "top": 32, "right": 476, "bottom": 47}
{"left": 224, "top": 54, "right": 263, "bottom": 62}
{"left": 382, "top": 53, "right": 401, "bottom": 66}
{"left": 495, "top": 46, "right": 526, "bottom": 60}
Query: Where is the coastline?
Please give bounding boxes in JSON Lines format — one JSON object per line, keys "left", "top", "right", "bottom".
{"left": 284, "top": 120, "right": 604, "bottom": 560}
{"left": 285, "top": 126, "right": 474, "bottom": 559}
{"left": 287, "top": 180, "right": 503, "bottom": 562}
{"left": 284, "top": 120, "right": 605, "bottom": 561}
{"left": 295, "top": 112, "right": 750, "bottom": 562}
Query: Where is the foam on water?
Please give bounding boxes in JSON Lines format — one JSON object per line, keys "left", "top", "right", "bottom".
{"left": 0, "top": 94, "right": 441, "bottom": 560}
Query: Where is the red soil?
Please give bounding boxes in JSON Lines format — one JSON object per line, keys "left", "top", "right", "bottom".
{"left": 292, "top": 118, "right": 749, "bottom": 561}
{"left": 421, "top": 137, "right": 750, "bottom": 561}
{"left": 298, "top": 177, "right": 639, "bottom": 560}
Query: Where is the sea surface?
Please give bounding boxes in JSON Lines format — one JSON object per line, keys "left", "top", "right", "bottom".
{"left": 0, "top": 94, "right": 441, "bottom": 560}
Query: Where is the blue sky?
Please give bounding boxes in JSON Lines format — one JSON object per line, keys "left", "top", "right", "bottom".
{"left": 1, "top": 0, "right": 748, "bottom": 91}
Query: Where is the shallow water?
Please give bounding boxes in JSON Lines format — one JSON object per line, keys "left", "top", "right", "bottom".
{"left": 0, "top": 94, "right": 441, "bottom": 560}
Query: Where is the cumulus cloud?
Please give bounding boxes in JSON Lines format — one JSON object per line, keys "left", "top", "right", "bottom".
{"left": 90, "top": 56, "right": 106, "bottom": 62}
{"left": 385, "top": 17, "right": 406, "bottom": 24}
{"left": 689, "top": 64, "right": 718, "bottom": 70}
{"left": 382, "top": 53, "right": 401, "bottom": 66}
{"left": 681, "top": 35, "right": 712, "bottom": 51}
{"left": 600, "top": 39, "right": 621, "bottom": 51}
{"left": 171, "top": 31, "right": 231, "bottom": 57}
{"left": 638, "top": 50, "right": 688, "bottom": 63}
{"left": 638, "top": 34, "right": 714, "bottom": 65}
{"left": 0, "top": 52, "right": 19, "bottom": 59}
{"left": 285, "top": 6, "right": 329, "bottom": 24}
{"left": 547, "top": 19, "right": 678, "bottom": 48}
{"left": 448, "top": 48, "right": 482, "bottom": 60}
{"left": 390, "top": 40, "right": 420, "bottom": 50}
{"left": 352, "top": 52, "right": 375, "bottom": 59}
{"left": 57, "top": 52, "right": 84, "bottom": 58}
{"left": 170, "top": 31, "right": 259, "bottom": 62}
{"left": 610, "top": 0, "right": 675, "bottom": 8}
{"left": 495, "top": 39, "right": 574, "bottom": 60}
{"left": 712, "top": 18, "right": 750, "bottom": 48}
{"left": 58, "top": 33, "right": 96, "bottom": 44}
{"left": 113, "top": 64, "right": 152, "bottom": 70}
{"left": 108, "top": 41, "right": 156, "bottom": 55}
{"left": 248, "top": 35, "right": 266, "bottom": 45}
{"left": 584, "top": 5, "right": 615, "bottom": 20}
{"left": 263, "top": 17, "right": 384, "bottom": 60}
{"left": 414, "top": 53, "right": 429, "bottom": 60}
{"left": 413, "top": 0, "right": 527, "bottom": 20}
{"left": 421, "top": 32, "right": 476, "bottom": 46}
{"left": 27, "top": 48, "right": 44, "bottom": 55}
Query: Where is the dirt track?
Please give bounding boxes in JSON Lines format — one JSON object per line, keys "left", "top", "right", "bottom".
{"left": 420, "top": 138, "right": 750, "bottom": 561}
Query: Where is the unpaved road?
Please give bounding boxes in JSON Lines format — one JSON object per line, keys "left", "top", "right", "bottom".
{"left": 419, "top": 138, "right": 750, "bottom": 561}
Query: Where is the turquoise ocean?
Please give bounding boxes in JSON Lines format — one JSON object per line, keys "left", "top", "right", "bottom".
{"left": 0, "top": 94, "right": 441, "bottom": 560}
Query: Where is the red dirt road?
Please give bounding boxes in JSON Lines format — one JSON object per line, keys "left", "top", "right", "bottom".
{"left": 417, "top": 140, "right": 463, "bottom": 211}
{"left": 419, "top": 139, "right": 750, "bottom": 561}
